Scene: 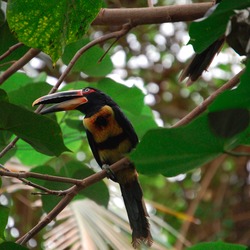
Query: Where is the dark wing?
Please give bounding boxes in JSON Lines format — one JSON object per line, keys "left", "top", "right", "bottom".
{"left": 86, "top": 129, "right": 103, "bottom": 167}
{"left": 112, "top": 105, "right": 139, "bottom": 149}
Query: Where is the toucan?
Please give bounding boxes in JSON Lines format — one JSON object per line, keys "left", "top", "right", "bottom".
{"left": 33, "top": 87, "right": 153, "bottom": 248}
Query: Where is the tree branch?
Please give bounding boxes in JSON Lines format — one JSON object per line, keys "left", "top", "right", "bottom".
{"left": 92, "top": 3, "right": 213, "bottom": 26}
{"left": 16, "top": 158, "right": 131, "bottom": 245}
{"left": 172, "top": 68, "right": 245, "bottom": 128}
{"left": 0, "top": 42, "right": 23, "bottom": 61}
{"left": 174, "top": 156, "right": 226, "bottom": 250}
{"left": 0, "top": 48, "right": 40, "bottom": 85}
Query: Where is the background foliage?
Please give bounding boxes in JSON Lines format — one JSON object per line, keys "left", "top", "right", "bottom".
{"left": 0, "top": 0, "right": 249, "bottom": 250}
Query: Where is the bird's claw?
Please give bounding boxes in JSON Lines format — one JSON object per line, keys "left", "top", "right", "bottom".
{"left": 102, "top": 164, "right": 116, "bottom": 180}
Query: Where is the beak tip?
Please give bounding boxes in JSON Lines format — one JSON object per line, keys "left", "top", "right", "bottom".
{"left": 32, "top": 99, "right": 40, "bottom": 107}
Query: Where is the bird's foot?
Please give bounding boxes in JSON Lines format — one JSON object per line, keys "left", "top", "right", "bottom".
{"left": 102, "top": 164, "right": 116, "bottom": 180}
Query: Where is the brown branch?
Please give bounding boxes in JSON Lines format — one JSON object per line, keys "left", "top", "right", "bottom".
{"left": 0, "top": 42, "right": 23, "bottom": 61}
{"left": 0, "top": 48, "right": 40, "bottom": 85}
{"left": 172, "top": 68, "right": 245, "bottom": 128}
{"left": 0, "top": 137, "right": 19, "bottom": 158}
{"left": 16, "top": 157, "right": 130, "bottom": 245}
{"left": 0, "top": 168, "right": 83, "bottom": 185}
{"left": 92, "top": 3, "right": 213, "bottom": 26}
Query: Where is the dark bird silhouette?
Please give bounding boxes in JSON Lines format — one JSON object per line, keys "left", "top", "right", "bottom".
{"left": 33, "top": 87, "right": 152, "bottom": 248}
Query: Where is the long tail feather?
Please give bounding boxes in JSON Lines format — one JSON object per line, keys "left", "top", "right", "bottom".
{"left": 120, "top": 180, "right": 153, "bottom": 248}
{"left": 179, "top": 37, "right": 225, "bottom": 85}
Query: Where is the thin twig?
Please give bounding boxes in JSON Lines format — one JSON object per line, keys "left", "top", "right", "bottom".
{"left": 0, "top": 137, "right": 19, "bottom": 158}
{"left": 172, "top": 68, "right": 245, "bottom": 128}
{"left": 174, "top": 156, "right": 226, "bottom": 250}
{"left": 0, "top": 169, "right": 83, "bottom": 185}
{"left": 0, "top": 48, "right": 40, "bottom": 85}
{"left": 0, "top": 163, "right": 72, "bottom": 195}
{"left": 0, "top": 42, "right": 23, "bottom": 61}
{"left": 16, "top": 157, "right": 130, "bottom": 245}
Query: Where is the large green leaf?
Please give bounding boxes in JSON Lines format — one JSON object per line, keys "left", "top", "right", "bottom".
{"left": 186, "top": 241, "right": 247, "bottom": 250}
{"left": 0, "top": 91, "right": 69, "bottom": 156}
{"left": 0, "top": 72, "right": 32, "bottom": 92}
{"left": 131, "top": 113, "right": 250, "bottom": 177}
{"left": 7, "top": 82, "right": 52, "bottom": 110}
{"left": 0, "top": 205, "right": 9, "bottom": 239}
{"left": 15, "top": 140, "right": 52, "bottom": 166}
{"left": 7, "top": 0, "right": 102, "bottom": 62}
{"left": 62, "top": 38, "right": 113, "bottom": 77}
{"left": 189, "top": 0, "right": 250, "bottom": 53}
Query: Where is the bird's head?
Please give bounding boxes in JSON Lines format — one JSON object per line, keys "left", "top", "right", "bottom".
{"left": 33, "top": 87, "right": 115, "bottom": 115}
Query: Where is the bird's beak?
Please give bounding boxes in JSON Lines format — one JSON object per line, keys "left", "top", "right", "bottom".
{"left": 32, "top": 90, "right": 88, "bottom": 114}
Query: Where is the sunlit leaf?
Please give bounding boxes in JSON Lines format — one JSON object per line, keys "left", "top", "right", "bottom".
{"left": 16, "top": 140, "right": 52, "bottom": 166}
{"left": 7, "top": 0, "right": 102, "bottom": 62}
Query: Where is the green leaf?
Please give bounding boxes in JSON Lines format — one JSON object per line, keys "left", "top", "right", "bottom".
{"left": 0, "top": 89, "right": 8, "bottom": 102}
{"left": 31, "top": 161, "right": 109, "bottom": 213}
{"left": 131, "top": 113, "right": 250, "bottom": 177}
{"left": 15, "top": 140, "right": 52, "bottom": 166}
{"left": 7, "top": 82, "right": 51, "bottom": 110}
{"left": 0, "top": 131, "right": 17, "bottom": 164}
{"left": 60, "top": 160, "right": 109, "bottom": 207}
{"left": 0, "top": 242, "right": 29, "bottom": 250}
{"left": 62, "top": 38, "right": 113, "bottom": 77}
{"left": 208, "top": 109, "right": 250, "bottom": 138}
{"left": 0, "top": 100, "right": 69, "bottom": 156}
{"left": 0, "top": 205, "right": 10, "bottom": 239}
{"left": 186, "top": 241, "right": 247, "bottom": 250}
{"left": 30, "top": 166, "right": 65, "bottom": 213}
{"left": 189, "top": 0, "right": 250, "bottom": 53}
{"left": 97, "top": 78, "right": 145, "bottom": 116}
{"left": 131, "top": 115, "right": 222, "bottom": 176}
{"left": 209, "top": 60, "right": 250, "bottom": 112}
{"left": 0, "top": 73, "right": 34, "bottom": 92}
{"left": 7, "top": 0, "right": 102, "bottom": 62}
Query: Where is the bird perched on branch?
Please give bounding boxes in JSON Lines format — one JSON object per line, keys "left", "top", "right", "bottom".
{"left": 33, "top": 87, "right": 152, "bottom": 248}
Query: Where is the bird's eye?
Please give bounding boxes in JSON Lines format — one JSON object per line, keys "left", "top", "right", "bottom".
{"left": 84, "top": 88, "right": 90, "bottom": 92}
